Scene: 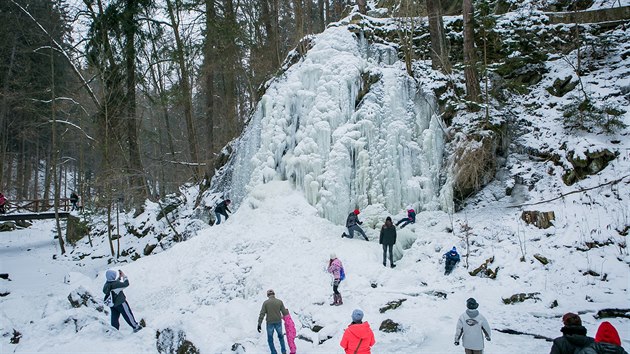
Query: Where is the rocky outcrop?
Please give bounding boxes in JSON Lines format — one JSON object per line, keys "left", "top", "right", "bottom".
{"left": 521, "top": 211, "right": 555, "bottom": 229}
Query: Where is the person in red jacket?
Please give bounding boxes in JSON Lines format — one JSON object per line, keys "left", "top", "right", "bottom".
{"left": 577, "top": 321, "right": 628, "bottom": 354}
{"left": 340, "top": 309, "right": 375, "bottom": 354}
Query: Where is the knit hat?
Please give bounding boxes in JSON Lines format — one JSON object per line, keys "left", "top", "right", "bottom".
{"left": 562, "top": 313, "right": 582, "bottom": 326}
{"left": 353, "top": 209, "right": 360, "bottom": 215}
{"left": 330, "top": 253, "right": 336, "bottom": 260}
{"left": 451, "top": 246, "right": 457, "bottom": 252}
{"left": 594, "top": 321, "right": 621, "bottom": 346}
{"left": 351, "top": 309, "right": 364, "bottom": 322}
{"left": 267, "top": 289, "right": 275, "bottom": 296}
{"left": 105, "top": 269, "right": 117, "bottom": 281}
{"left": 466, "top": 298, "right": 479, "bottom": 310}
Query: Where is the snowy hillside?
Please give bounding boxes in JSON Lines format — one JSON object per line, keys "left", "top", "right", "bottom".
{"left": 2, "top": 3, "right": 630, "bottom": 353}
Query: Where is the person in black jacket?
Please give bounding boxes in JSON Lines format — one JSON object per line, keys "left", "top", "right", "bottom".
{"left": 103, "top": 269, "right": 142, "bottom": 332}
{"left": 214, "top": 199, "right": 231, "bottom": 225}
{"left": 379, "top": 216, "right": 397, "bottom": 268}
{"left": 550, "top": 313, "right": 594, "bottom": 354}
{"left": 342, "top": 209, "right": 368, "bottom": 241}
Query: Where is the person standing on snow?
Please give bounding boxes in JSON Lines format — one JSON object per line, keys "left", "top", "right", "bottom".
{"left": 379, "top": 216, "right": 397, "bottom": 268}
{"left": 283, "top": 309, "right": 297, "bottom": 354}
{"left": 550, "top": 312, "right": 594, "bottom": 354}
{"left": 395, "top": 208, "right": 416, "bottom": 229}
{"left": 214, "top": 199, "right": 231, "bottom": 225}
{"left": 0, "top": 192, "right": 6, "bottom": 214}
{"left": 454, "top": 298, "right": 491, "bottom": 354}
{"left": 70, "top": 191, "right": 80, "bottom": 211}
{"left": 257, "top": 289, "right": 289, "bottom": 354}
{"left": 576, "top": 321, "right": 628, "bottom": 354}
{"left": 443, "top": 246, "right": 460, "bottom": 275}
{"left": 328, "top": 253, "right": 344, "bottom": 306}
{"left": 103, "top": 269, "right": 142, "bottom": 333}
{"left": 340, "top": 309, "right": 375, "bottom": 354}
{"left": 342, "top": 209, "right": 368, "bottom": 241}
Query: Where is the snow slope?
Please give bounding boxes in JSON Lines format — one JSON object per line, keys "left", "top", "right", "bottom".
{"left": 1, "top": 179, "right": 629, "bottom": 353}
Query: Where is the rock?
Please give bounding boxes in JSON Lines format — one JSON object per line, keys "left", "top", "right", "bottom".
{"left": 534, "top": 254, "right": 550, "bottom": 265}
{"left": 0, "top": 273, "right": 10, "bottom": 280}
{"left": 0, "top": 222, "right": 16, "bottom": 232}
{"left": 550, "top": 300, "right": 559, "bottom": 308}
{"left": 156, "top": 328, "right": 200, "bottom": 354}
{"left": 15, "top": 220, "right": 32, "bottom": 228}
{"left": 10, "top": 329, "right": 22, "bottom": 344}
{"left": 379, "top": 319, "right": 401, "bottom": 333}
{"left": 144, "top": 243, "right": 157, "bottom": 256}
{"left": 521, "top": 211, "right": 555, "bottom": 229}
{"left": 424, "top": 290, "right": 447, "bottom": 299}
{"left": 502, "top": 292, "right": 541, "bottom": 304}
{"left": 563, "top": 149, "right": 616, "bottom": 186}
{"left": 297, "top": 334, "right": 313, "bottom": 343}
{"left": 595, "top": 308, "right": 630, "bottom": 319}
{"left": 547, "top": 76, "right": 578, "bottom": 97}
{"left": 231, "top": 343, "right": 246, "bottom": 353}
{"left": 67, "top": 286, "right": 103, "bottom": 312}
{"left": 379, "top": 299, "right": 407, "bottom": 313}
{"left": 66, "top": 215, "right": 89, "bottom": 244}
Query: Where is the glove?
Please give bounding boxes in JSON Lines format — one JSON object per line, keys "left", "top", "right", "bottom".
{"left": 454, "top": 341, "right": 459, "bottom": 346}
{"left": 257, "top": 325, "right": 261, "bottom": 333}
{"left": 486, "top": 336, "right": 491, "bottom": 341}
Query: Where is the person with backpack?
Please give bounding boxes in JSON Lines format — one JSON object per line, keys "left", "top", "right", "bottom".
{"left": 342, "top": 209, "right": 368, "bottom": 241}
{"left": 577, "top": 321, "right": 628, "bottom": 354}
{"left": 396, "top": 208, "right": 416, "bottom": 229}
{"left": 283, "top": 309, "right": 297, "bottom": 354}
{"left": 328, "top": 253, "right": 344, "bottom": 306}
{"left": 257, "top": 289, "right": 289, "bottom": 354}
{"left": 0, "top": 193, "right": 6, "bottom": 214}
{"left": 340, "top": 309, "right": 375, "bottom": 354}
{"left": 103, "top": 269, "right": 142, "bottom": 333}
{"left": 443, "top": 246, "right": 460, "bottom": 275}
{"left": 550, "top": 312, "right": 594, "bottom": 354}
{"left": 214, "top": 199, "right": 231, "bottom": 225}
{"left": 70, "top": 191, "right": 80, "bottom": 211}
{"left": 454, "top": 298, "right": 491, "bottom": 354}
{"left": 379, "top": 216, "right": 397, "bottom": 268}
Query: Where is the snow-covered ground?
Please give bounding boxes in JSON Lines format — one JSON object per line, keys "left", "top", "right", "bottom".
{"left": 1, "top": 179, "right": 629, "bottom": 353}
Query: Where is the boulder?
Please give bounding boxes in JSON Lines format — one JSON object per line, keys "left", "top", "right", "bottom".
{"left": 379, "top": 319, "right": 401, "bottom": 333}
{"left": 521, "top": 211, "right": 555, "bottom": 229}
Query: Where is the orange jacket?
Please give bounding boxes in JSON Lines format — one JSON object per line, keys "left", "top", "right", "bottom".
{"left": 340, "top": 322, "right": 375, "bottom": 354}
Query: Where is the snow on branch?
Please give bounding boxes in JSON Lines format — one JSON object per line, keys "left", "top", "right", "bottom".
{"left": 10, "top": 0, "right": 101, "bottom": 110}
{"left": 48, "top": 120, "right": 96, "bottom": 142}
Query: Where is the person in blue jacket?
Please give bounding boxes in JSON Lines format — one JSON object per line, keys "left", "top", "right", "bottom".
{"left": 103, "top": 269, "right": 142, "bottom": 332}
{"left": 396, "top": 208, "right": 416, "bottom": 228}
{"left": 443, "top": 247, "right": 460, "bottom": 275}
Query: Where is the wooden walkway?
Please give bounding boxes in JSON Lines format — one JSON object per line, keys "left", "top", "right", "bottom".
{"left": 0, "top": 212, "right": 70, "bottom": 222}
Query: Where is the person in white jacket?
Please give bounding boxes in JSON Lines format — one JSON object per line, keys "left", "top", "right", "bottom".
{"left": 454, "top": 298, "right": 491, "bottom": 354}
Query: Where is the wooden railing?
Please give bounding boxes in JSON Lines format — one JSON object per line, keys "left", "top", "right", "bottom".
{"left": 2, "top": 198, "right": 72, "bottom": 213}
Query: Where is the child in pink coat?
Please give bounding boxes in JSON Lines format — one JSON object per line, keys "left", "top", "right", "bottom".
{"left": 283, "top": 310, "right": 297, "bottom": 354}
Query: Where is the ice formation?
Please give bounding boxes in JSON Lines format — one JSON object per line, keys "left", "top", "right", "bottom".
{"left": 225, "top": 26, "right": 451, "bottom": 224}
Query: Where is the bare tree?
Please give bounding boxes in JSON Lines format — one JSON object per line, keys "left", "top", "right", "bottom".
{"left": 463, "top": 0, "right": 481, "bottom": 103}
{"left": 426, "top": 0, "right": 451, "bottom": 73}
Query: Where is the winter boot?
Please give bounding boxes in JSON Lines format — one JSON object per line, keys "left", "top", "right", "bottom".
{"left": 336, "top": 294, "right": 343, "bottom": 306}
{"left": 330, "top": 294, "right": 339, "bottom": 306}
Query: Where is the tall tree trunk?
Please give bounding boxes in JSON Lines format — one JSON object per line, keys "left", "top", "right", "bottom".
{"left": 204, "top": 0, "right": 217, "bottom": 156}
{"left": 357, "top": 0, "right": 367, "bottom": 15}
{"left": 294, "top": 0, "right": 304, "bottom": 39}
{"left": 50, "top": 45, "right": 65, "bottom": 254}
{"left": 462, "top": 0, "right": 481, "bottom": 103}
{"left": 165, "top": 0, "right": 201, "bottom": 180}
{"left": 426, "top": 0, "right": 451, "bottom": 73}
{"left": 0, "top": 38, "right": 17, "bottom": 191}
{"left": 305, "top": 0, "right": 313, "bottom": 33}
{"left": 123, "top": 0, "right": 148, "bottom": 202}
{"left": 317, "top": 0, "right": 325, "bottom": 32}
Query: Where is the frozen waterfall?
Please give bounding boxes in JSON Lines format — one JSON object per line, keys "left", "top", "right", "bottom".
{"left": 223, "top": 26, "right": 451, "bottom": 224}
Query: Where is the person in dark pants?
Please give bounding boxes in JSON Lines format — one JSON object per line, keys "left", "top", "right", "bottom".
{"left": 0, "top": 193, "right": 6, "bottom": 214}
{"left": 214, "top": 199, "right": 231, "bottom": 225}
{"left": 443, "top": 247, "right": 460, "bottom": 275}
{"left": 396, "top": 208, "right": 416, "bottom": 229}
{"left": 342, "top": 209, "right": 368, "bottom": 241}
{"left": 379, "top": 216, "right": 397, "bottom": 268}
{"left": 328, "top": 253, "right": 344, "bottom": 306}
{"left": 103, "top": 269, "right": 142, "bottom": 333}
{"left": 70, "top": 192, "right": 79, "bottom": 211}
{"left": 550, "top": 313, "right": 594, "bottom": 354}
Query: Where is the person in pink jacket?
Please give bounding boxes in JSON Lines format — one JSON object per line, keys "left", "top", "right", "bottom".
{"left": 328, "top": 253, "right": 344, "bottom": 306}
{"left": 340, "top": 309, "right": 375, "bottom": 354}
{"left": 283, "top": 310, "right": 297, "bottom": 354}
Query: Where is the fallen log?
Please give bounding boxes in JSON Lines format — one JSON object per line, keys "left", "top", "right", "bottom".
{"left": 495, "top": 328, "right": 553, "bottom": 342}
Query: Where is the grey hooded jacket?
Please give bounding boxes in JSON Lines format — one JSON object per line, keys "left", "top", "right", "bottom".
{"left": 454, "top": 309, "right": 491, "bottom": 351}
